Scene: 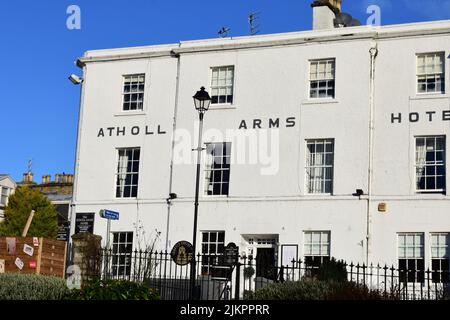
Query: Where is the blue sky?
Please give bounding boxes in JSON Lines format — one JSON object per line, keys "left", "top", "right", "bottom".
{"left": 0, "top": 0, "right": 449, "bottom": 183}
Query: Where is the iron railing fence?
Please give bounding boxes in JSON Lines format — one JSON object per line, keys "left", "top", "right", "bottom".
{"left": 81, "top": 249, "right": 450, "bottom": 301}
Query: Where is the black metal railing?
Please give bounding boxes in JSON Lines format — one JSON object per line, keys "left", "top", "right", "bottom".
{"left": 81, "top": 249, "right": 450, "bottom": 301}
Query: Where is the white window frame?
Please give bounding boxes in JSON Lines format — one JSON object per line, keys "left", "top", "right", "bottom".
{"left": 309, "top": 59, "right": 336, "bottom": 99}
{"left": 122, "top": 74, "right": 146, "bottom": 111}
{"left": 0, "top": 187, "right": 9, "bottom": 206}
{"left": 203, "top": 142, "right": 231, "bottom": 197}
{"left": 111, "top": 231, "right": 133, "bottom": 278}
{"left": 210, "top": 66, "right": 235, "bottom": 106}
{"left": 398, "top": 233, "right": 425, "bottom": 283}
{"left": 414, "top": 136, "right": 446, "bottom": 193}
{"left": 430, "top": 233, "right": 449, "bottom": 283}
{"left": 303, "top": 231, "right": 331, "bottom": 267}
{"left": 115, "top": 147, "right": 140, "bottom": 198}
{"left": 416, "top": 52, "right": 445, "bottom": 95}
{"left": 201, "top": 231, "right": 225, "bottom": 276}
{"left": 305, "top": 139, "right": 334, "bottom": 195}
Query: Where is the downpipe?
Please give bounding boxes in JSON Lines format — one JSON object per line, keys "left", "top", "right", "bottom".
{"left": 367, "top": 43, "right": 378, "bottom": 265}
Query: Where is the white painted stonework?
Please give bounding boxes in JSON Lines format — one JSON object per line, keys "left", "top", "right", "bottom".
{"left": 71, "top": 20, "right": 450, "bottom": 269}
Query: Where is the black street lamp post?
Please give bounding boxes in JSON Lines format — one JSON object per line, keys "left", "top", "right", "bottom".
{"left": 190, "top": 87, "right": 211, "bottom": 300}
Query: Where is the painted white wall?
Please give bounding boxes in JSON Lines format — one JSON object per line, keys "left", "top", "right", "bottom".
{"left": 72, "top": 21, "right": 450, "bottom": 268}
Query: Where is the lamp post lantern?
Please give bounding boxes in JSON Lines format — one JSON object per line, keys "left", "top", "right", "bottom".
{"left": 190, "top": 86, "right": 211, "bottom": 299}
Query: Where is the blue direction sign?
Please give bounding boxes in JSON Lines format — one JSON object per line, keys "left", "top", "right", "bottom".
{"left": 99, "top": 209, "right": 120, "bottom": 220}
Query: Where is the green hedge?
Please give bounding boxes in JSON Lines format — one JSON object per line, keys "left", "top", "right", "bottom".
{"left": 69, "top": 278, "right": 160, "bottom": 300}
{"left": 0, "top": 274, "right": 70, "bottom": 300}
{"left": 246, "top": 280, "right": 389, "bottom": 300}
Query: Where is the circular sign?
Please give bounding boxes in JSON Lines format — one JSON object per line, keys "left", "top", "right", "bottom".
{"left": 170, "top": 241, "right": 194, "bottom": 266}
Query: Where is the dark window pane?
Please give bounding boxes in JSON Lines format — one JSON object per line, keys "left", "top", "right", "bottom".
{"left": 426, "top": 177, "right": 435, "bottom": 190}
{"left": 124, "top": 186, "right": 131, "bottom": 198}
{"left": 131, "top": 186, "right": 138, "bottom": 197}
{"left": 134, "top": 149, "right": 140, "bottom": 160}
{"left": 222, "top": 183, "right": 229, "bottom": 195}
{"left": 218, "top": 232, "right": 225, "bottom": 242}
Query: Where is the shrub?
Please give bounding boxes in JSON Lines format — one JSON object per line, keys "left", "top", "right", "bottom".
{"left": 0, "top": 274, "right": 70, "bottom": 300}
{"left": 317, "top": 258, "right": 348, "bottom": 283}
{"left": 246, "top": 279, "right": 388, "bottom": 300}
{"left": 244, "top": 267, "right": 255, "bottom": 279}
{"left": 69, "top": 278, "right": 160, "bottom": 300}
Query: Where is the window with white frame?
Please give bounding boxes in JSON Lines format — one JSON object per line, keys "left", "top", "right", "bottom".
{"left": 398, "top": 233, "right": 425, "bottom": 283}
{"left": 415, "top": 136, "right": 446, "bottom": 193}
{"left": 210, "top": 66, "right": 234, "bottom": 105}
{"left": 201, "top": 231, "right": 225, "bottom": 276}
{"left": 417, "top": 53, "right": 445, "bottom": 94}
{"left": 309, "top": 59, "right": 335, "bottom": 99}
{"left": 116, "top": 148, "right": 140, "bottom": 198}
{"left": 1, "top": 187, "right": 9, "bottom": 205}
{"left": 204, "top": 142, "right": 231, "bottom": 196}
{"left": 431, "top": 233, "right": 449, "bottom": 283}
{"left": 306, "top": 139, "right": 334, "bottom": 194}
{"left": 123, "top": 74, "right": 145, "bottom": 111}
{"left": 304, "top": 231, "right": 331, "bottom": 268}
{"left": 112, "top": 232, "right": 133, "bottom": 278}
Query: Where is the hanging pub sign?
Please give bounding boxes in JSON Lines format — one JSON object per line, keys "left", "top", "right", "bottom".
{"left": 75, "top": 213, "right": 95, "bottom": 234}
{"left": 170, "top": 241, "right": 194, "bottom": 266}
{"left": 223, "top": 242, "right": 239, "bottom": 266}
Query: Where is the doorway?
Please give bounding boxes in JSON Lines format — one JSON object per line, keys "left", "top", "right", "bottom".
{"left": 256, "top": 247, "right": 276, "bottom": 280}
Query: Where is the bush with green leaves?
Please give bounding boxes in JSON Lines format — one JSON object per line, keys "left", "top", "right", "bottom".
{"left": 69, "top": 278, "right": 160, "bottom": 300}
{"left": 316, "top": 258, "right": 348, "bottom": 282}
{"left": 246, "top": 279, "right": 388, "bottom": 300}
{"left": 0, "top": 186, "right": 59, "bottom": 238}
{"left": 0, "top": 274, "right": 70, "bottom": 300}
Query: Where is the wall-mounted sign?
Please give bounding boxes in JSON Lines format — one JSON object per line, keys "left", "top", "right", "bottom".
{"left": 0, "top": 259, "right": 5, "bottom": 274}
{"left": 6, "top": 237, "right": 16, "bottom": 255}
{"left": 33, "top": 237, "right": 39, "bottom": 247}
{"left": 15, "top": 257, "right": 24, "bottom": 270}
{"left": 390, "top": 110, "right": 450, "bottom": 124}
{"left": 97, "top": 125, "right": 167, "bottom": 138}
{"left": 238, "top": 117, "right": 296, "bottom": 130}
{"left": 29, "top": 261, "right": 37, "bottom": 269}
{"left": 170, "top": 241, "right": 194, "bottom": 266}
{"left": 23, "top": 244, "right": 34, "bottom": 257}
{"left": 57, "top": 224, "right": 70, "bottom": 242}
{"left": 100, "top": 209, "right": 120, "bottom": 220}
{"left": 75, "top": 212, "right": 95, "bottom": 234}
{"left": 223, "top": 242, "right": 239, "bottom": 266}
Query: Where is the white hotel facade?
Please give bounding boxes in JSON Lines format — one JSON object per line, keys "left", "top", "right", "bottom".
{"left": 70, "top": 1, "right": 450, "bottom": 278}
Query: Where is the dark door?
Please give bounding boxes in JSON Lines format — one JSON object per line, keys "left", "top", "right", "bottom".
{"left": 256, "top": 248, "right": 276, "bottom": 280}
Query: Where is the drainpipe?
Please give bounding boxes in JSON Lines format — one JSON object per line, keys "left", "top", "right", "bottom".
{"left": 367, "top": 42, "right": 378, "bottom": 265}
{"left": 165, "top": 51, "right": 181, "bottom": 251}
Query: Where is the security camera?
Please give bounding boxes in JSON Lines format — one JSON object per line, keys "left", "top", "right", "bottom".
{"left": 68, "top": 74, "right": 83, "bottom": 85}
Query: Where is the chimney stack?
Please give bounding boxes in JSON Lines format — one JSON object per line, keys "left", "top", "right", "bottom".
{"left": 42, "top": 175, "right": 51, "bottom": 184}
{"left": 22, "top": 172, "right": 33, "bottom": 183}
{"left": 311, "top": 0, "right": 341, "bottom": 30}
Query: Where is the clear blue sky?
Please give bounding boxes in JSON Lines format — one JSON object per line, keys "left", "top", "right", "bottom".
{"left": 1, "top": 0, "right": 449, "bottom": 183}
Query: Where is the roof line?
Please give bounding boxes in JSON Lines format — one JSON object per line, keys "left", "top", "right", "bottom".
{"left": 77, "top": 20, "right": 450, "bottom": 67}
